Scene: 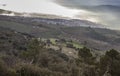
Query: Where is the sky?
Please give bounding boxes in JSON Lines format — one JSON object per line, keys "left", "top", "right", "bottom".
{"left": 54, "top": 0, "right": 120, "bottom": 29}
{"left": 0, "top": 0, "right": 80, "bottom": 18}
{"left": 54, "top": 0, "right": 120, "bottom": 6}
{"left": 0, "top": 0, "right": 120, "bottom": 29}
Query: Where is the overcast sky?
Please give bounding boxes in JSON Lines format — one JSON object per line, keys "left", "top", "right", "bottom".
{"left": 0, "top": 0, "right": 80, "bottom": 18}
{"left": 54, "top": 0, "right": 120, "bottom": 6}
{"left": 54, "top": 0, "right": 120, "bottom": 29}
{"left": 0, "top": 0, "right": 120, "bottom": 29}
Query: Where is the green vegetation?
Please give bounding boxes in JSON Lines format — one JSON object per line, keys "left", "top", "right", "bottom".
{"left": 76, "top": 47, "right": 96, "bottom": 66}
{"left": 20, "top": 39, "right": 42, "bottom": 62}
{"left": 99, "top": 49, "right": 120, "bottom": 76}
{"left": 0, "top": 17, "right": 120, "bottom": 76}
{"left": 50, "top": 38, "right": 57, "bottom": 45}
{"left": 0, "top": 34, "right": 120, "bottom": 76}
{"left": 67, "top": 41, "right": 83, "bottom": 49}
{"left": 78, "top": 47, "right": 92, "bottom": 59}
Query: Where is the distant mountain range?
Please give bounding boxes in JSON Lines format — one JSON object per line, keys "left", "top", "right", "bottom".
{"left": 84, "top": 5, "right": 120, "bottom": 12}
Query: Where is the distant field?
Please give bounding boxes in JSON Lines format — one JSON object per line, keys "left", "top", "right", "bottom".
{"left": 0, "top": 20, "right": 62, "bottom": 38}
{"left": 0, "top": 20, "right": 33, "bottom": 33}
{"left": 41, "top": 38, "right": 83, "bottom": 49}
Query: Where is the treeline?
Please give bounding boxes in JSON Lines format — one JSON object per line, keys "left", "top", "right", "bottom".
{"left": 0, "top": 39, "right": 120, "bottom": 76}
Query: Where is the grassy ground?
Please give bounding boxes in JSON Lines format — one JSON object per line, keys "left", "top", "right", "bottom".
{"left": 40, "top": 38, "right": 83, "bottom": 58}
{"left": 72, "top": 41, "right": 83, "bottom": 49}
{"left": 50, "top": 38, "right": 57, "bottom": 45}
{"left": 41, "top": 38, "right": 83, "bottom": 48}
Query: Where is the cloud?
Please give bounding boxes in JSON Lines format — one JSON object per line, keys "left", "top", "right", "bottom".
{"left": 54, "top": 0, "right": 120, "bottom": 7}
{"left": 53, "top": 0, "right": 120, "bottom": 29}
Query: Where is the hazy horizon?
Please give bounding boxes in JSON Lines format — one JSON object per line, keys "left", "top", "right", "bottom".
{"left": 0, "top": 0, "right": 80, "bottom": 18}
{"left": 0, "top": 0, "right": 120, "bottom": 29}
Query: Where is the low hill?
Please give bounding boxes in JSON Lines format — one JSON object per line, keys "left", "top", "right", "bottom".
{"left": 0, "top": 15, "right": 120, "bottom": 50}
{"left": 0, "top": 26, "right": 120, "bottom": 76}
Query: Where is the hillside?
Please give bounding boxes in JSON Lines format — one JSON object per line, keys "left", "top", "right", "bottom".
{"left": 0, "top": 15, "right": 120, "bottom": 50}
{"left": 0, "top": 26, "right": 120, "bottom": 76}
{"left": 0, "top": 12, "right": 120, "bottom": 76}
{"left": 0, "top": 1, "right": 120, "bottom": 76}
